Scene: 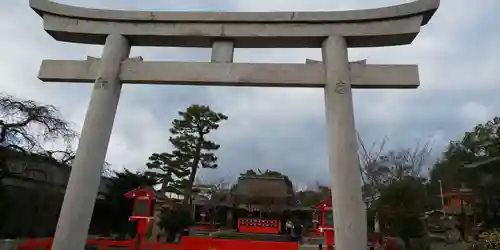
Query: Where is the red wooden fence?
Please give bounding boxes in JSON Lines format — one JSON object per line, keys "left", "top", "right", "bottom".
{"left": 181, "top": 236, "right": 298, "bottom": 250}
{"left": 17, "top": 236, "right": 297, "bottom": 250}
{"left": 18, "top": 237, "right": 178, "bottom": 250}
{"left": 17, "top": 235, "right": 396, "bottom": 250}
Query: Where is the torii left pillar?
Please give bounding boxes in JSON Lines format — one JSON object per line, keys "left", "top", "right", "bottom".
{"left": 51, "top": 34, "right": 130, "bottom": 250}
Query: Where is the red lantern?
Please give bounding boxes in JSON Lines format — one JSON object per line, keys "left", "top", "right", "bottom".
{"left": 315, "top": 199, "right": 335, "bottom": 247}
{"left": 124, "top": 187, "right": 157, "bottom": 244}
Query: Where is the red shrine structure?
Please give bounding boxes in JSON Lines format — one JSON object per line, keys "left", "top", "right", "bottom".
{"left": 437, "top": 188, "right": 474, "bottom": 215}
{"left": 18, "top": 171, "right": 391, "bottom": 250}
{"left": 19, "top": 182, "right": 397, "bottom": 250}
{"left": 230, "top": 175, "right": 292, "bottom": 235}
{"left": 315, "top": 199, "right": 335, "bottom": 247}
{"left": 124, "top": 187, "right": 157, "bottom": 245}
{"left": 190, "top": 175, "right": 341, "bottom": 248}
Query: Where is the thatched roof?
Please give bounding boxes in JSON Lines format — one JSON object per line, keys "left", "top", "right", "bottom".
{"left": 231, "top": 175, "right": 293, "bottom": 204}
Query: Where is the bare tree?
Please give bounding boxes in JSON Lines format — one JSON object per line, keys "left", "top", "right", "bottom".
{"left": 357, "top": 134, "right": 388, "bottom": 187}
{"left": 195, "top": 175, "right": 230, "bottom": 194}
{"left": 357, "top": 134, "right": 389, "bottom": 207}
{"left": 38, "top": 149, "right": 75, "bottom": 165}
{"left": 357, "top": 134, "right": 433, "bottom": 207}
{"left": 0, "top": 94, "right": 77, "bottom": 180}
{"left": 0, "top": 94, "right": 77, "bottom": 153}
{"left": 379, "top": 140, "right": 432, "bottom": 182}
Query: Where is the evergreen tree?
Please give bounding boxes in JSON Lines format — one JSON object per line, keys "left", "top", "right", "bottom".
{"left": 147, "top": 105, "right": 227, "bottom": 206}
{"left": 99, "top": 169, "right": 157, "bottom": 237}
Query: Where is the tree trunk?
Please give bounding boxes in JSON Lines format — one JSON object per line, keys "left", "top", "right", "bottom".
{"left": 182, "top": 138, "right": 202, "bottom": 207}
{"left": 182, "top": 165, "right": 199, "bottom": 206}
{"left": 160, "top": 170, "right": 173, "bottom": 196}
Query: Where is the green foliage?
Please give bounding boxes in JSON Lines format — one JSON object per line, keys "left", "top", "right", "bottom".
{"left": 147, "top": 105, "right": 227, "bottom": 205}
{"left": 359, "top": 140, "right": 432, "bottom": 209}
{"left": 146, "top": 152, "right": 189, "bottom": 195}
{"left": 357, "top": 142, "right": 432, "bottom": 242}
{"left": 459, "top": 117, "right": 500, "bottom": 159}
{"left": 430, "top": 117, "right": 500, "bottom": 228}
{"left": 157, "top": 207, "right": 193, "bottom": 238}
{"left": 471, "top": 229, "right": 500, "bottom": 250}
{"left": 376, "top": 177, "right": 427, "bottom": 242}
{"left": 432, "top": 117, "right": 500, "bottom": 186}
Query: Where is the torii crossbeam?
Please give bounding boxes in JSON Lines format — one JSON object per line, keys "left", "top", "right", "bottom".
{"left": 30, "top": 0, "right": 439, "bottom": 249}
{"left": 39, "top": 57, "right": 419, "bottom": 88}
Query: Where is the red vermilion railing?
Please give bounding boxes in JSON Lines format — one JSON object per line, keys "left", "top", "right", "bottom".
{"left": 237, "top": 218, "right": 281, "bottom": 234}
{"left": 17, "top": 234, "right": 395, "bottom": 250}
{"left": 17, "top": 237, "right": 178, "bottom": 250}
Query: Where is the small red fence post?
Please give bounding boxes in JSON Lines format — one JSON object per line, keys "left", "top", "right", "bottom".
{"left": 100, "top": 238, "right": 108, "bottom": 250}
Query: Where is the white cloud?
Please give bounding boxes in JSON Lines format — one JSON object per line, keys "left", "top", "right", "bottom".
{"left": 459, "top": 102, "right": 490, "bottom": 126}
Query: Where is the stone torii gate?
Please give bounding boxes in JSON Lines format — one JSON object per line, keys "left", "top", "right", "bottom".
{"left": 30, "top": 0, "right": 439, "bottom": 249}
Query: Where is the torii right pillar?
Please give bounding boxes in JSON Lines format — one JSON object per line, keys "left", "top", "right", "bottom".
{"left": 322, "top": 35, "right": 367, "bottom": 250}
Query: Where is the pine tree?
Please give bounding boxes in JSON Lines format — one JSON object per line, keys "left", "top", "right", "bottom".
{"left": 147, "top": 104, "right": 227, "bottom": 206}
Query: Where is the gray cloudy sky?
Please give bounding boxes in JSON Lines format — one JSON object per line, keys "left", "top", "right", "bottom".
{"left": 1, "top": 0, "right": 499, "bottom": 188}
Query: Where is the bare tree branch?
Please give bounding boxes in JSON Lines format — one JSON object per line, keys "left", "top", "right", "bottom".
{"left": 0, "top": 94, "right": 77, "bottom": 153}
{"left": 357, "top": 132, "right": 389, "bottom": 188}
{"left": 379, "top": 140, "right": 432, "bottom": 183}
{"left": 357, "top": 134, "right": 434, "bottom": 210}
{"left": 195, "top": 175, "right": 230, "bottom": 194}
{"left": 0, "top": 94, "right": 79, "bottom": 182}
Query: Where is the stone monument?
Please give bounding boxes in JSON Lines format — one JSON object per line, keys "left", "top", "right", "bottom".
{"left": 30, "top": 0, "right": 439, "bottom": 249}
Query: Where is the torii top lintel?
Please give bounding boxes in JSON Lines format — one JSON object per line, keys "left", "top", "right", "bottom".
{"left": 30, "top": 0, "right": 439, "bottom": 48}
